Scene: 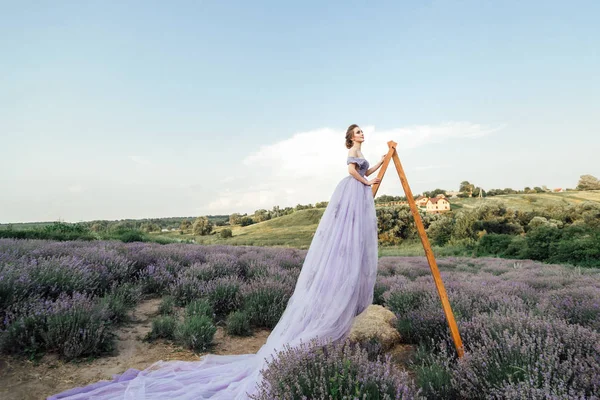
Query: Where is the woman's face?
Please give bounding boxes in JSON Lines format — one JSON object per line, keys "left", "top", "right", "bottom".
{"left": 352, "top": 126, "right": 364, "bottom": 144}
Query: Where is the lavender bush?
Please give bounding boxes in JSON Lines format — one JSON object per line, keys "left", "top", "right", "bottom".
{"left": 251, "top": 338, "right": 422, "bottom": 400}
{"left": 158, "top": 295, "right": 176, "bottom": 315}
{"left": 176, "top": 315, "right": 216, "bottom": 352}
{"left": 241, "top": 276, "right": 294, "bottom": 329}
{"left": 99, "top": 282, "right": 142, "bottom": 323}
{"left": 2, "top": 238, "right": 599, "bottom": 398}
{"left": 454, "top": 312, "right": 600, "bottom": 398}
{"left": 204, "top": 276, "right": 244, "bottom": 317}
{"left": 1, "top": 292, "right": 114, "bottom": 359}
{"left": 147, "top": 315, "right": 177, "bottom": 340}
{"left": 226, "top": 310, "right": 252, "bottom": 336}
{"left": 185, "top": 298, "right": 214, "bottom": 320}
{"left": 379, "top": 257, "right": 600, "bottom": 398}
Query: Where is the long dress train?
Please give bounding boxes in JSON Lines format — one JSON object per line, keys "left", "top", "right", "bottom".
{"left": 49, "top": 156, "right": 379, "bottom": 400}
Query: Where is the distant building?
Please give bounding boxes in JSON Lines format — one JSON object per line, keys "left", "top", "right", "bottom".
{"left": 376, "top": 194, "right": 451, "bottom": 213}
{"left": 553, "top": 188, "right": 564, "bottom": 193}
{"left": 425, "top": 196, "right": 451, "bottom": 214}
{"left": 415, "top": 196, "right": 429, "bottom": 207}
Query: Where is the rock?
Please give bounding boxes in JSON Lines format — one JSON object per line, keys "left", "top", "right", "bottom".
{"left": 348, "top": 305, "right": 401, "bottom": 350}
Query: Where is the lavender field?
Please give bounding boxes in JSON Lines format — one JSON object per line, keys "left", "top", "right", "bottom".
{"left": 1, "top": 238, "right": 599, "bottom": 399}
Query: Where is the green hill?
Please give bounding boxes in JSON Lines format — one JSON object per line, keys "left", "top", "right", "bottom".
{"left": 450, "top": 190, "right": 600, "bottom": 211}
{"left": 160, "top": 208, "right": 326, "bottom": 249}
{"left": 156, "top": 191, "right": 600, "bottom": 250}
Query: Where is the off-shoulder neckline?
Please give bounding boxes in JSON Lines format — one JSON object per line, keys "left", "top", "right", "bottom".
{"left": 347, "top": 156, "right": 366, "bottom": 160}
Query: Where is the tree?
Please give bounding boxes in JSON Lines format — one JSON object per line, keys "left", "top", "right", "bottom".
{"left": 240, "top": 216, "right": 254, "bottom": 227}
{"left": 229, "top": 213, "right": 242, "bottom": 225}
{"left": 90, "top": 221, "right": 108, "bottom": 232}
{"left": 459, "top": 181, "right": 475, "bottom": 197}
{"left": 577, "top": 174, "right": 600, "bottom": 191}
{"left": 427, "top": 215, "right": 455, "bottom": 246}
{"left": 140, "top": 222, "right": 160, "bottom": 233}
{"left": 193, "top": 216, "right": 213, "bottom": 235}
{"left": 295, "top": 203, "right": 314, "bottom": 211}
{"left": 472, "top": 187, "right": 486, "bottom": 198}
{"left": 180, "top": 220, "right": 192, "bottom": 231}
{"left": 253, "top": 209, "right": 271, "bottom": 222}
{"left": 271, "top": 206, "right": 282, "bottom": 218}
{"left": 423, "top": 189, "right": 447, "bottom": 198}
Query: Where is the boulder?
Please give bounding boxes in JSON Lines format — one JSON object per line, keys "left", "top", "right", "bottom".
{"left": 348, "top": 304, "right": 401, "bottom": 350}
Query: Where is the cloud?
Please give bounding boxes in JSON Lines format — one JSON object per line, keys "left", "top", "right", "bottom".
{"left": 413, "top": 164, "right": 453, "bottom": 171}
{"left": 201, "top": 122, "right": 499, "bottom": 215}
{"left": 68, "top": 185, "right": 84, "bottom": 193}
{"left": 128, "top": 155, "right": 151, "bottom": 166}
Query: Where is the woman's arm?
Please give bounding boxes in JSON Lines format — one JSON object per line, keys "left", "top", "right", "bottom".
{"left": 348, "top": 163, "right": 370, "bottom": 185}
{"left": 366, "top": 154, "right": 387, "bottom": 177}
{"left": 366, "top": 160, "right": 383, "bottom": 177}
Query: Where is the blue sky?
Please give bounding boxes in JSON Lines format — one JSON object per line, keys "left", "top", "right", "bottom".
{"left": 1, "top": 1, "right": 598, "bottom": 223}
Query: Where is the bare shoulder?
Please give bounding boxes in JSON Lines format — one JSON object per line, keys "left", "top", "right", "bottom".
{"left": 347, "top": 149, "right": 359, "bottom": 158}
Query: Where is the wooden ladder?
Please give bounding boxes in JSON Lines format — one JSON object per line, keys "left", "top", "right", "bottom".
{"left": 372, "top": 140, "right": 464, "bottom": 358}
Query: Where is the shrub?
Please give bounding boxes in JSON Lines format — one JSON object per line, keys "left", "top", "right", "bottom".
{"left": 117, "top": 230, "right": 147, "bottom": 243}
{"left": 453, "top": 312, "right": 600, "bottom": 398}
{"left": 1, "top": 293, "right": 114, "bottom": 360}
{"left": 549, "top": 225, "right": 600, "bottom": 267}
{"left": 357, "top": 336, "right": 385, "bottom": 362}
{"left": 539, "top": 286, "right": 600, "bottom": 331}
{"left": 427, "top": 216, "right": 454, "bottom": 246}
{"left": 372, "top": 281, "right": 388, "bottom": 305}
{"left": 251, "top": 339, "right": 421, "bottom": 399}
{"left": 169, "top": 275, "right": 204, "bottom": 306}
{"left": 395, "top": 305, "right": 449, "bottom": 346}
{"left": 0, "top": 312, "right": 45, "bottom": 357}
{"left": 138, "top": 263, "right": 174, "bottom": 294}
{"left": 522, "top": 225, "right": 562, "bottom": 261}
{"left": 411, "top": 342, "right": 457, "bottom": 400}
{"left": 99, "top": 283, "right": 141, "bottom": 323}
{"left": 185, "top": 299, "right": 214, "bottom": 320}
{"left": 242, "top": 278, "right": 292, "bottom": 329}
{"left": 158, "top": 295, "right": 176, "bottom": 315}
{"left": 27, "top": 255, "right": 104, "bottom": 299}
{"left": 386, "top": 287, "right": 432, "bottom": 316}
{"left": 226, "top": 311, "right": 252, "bottom": 336}
{"left": 176, "top": 315, "right": 216, "bottom": 352}
{"left": 147, "top": 316, "right": 177, "bottom": 340}
{"left": 220, "top": 228, "right": 233, "bottom": 238}
{"left": 240, "top": 216, "right": 254, "bottom": 227}
{"left": 475, "top": 234, "right": 515, "bottom": 256}
{"left": 204, "top": 277, "right": 243, "bottom": 317}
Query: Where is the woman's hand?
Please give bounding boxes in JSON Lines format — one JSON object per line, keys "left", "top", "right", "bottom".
{"left": 366, "top": 177, "right": 381, "bottom": 186}
{"left": 379, "top": 154, "right": 387, "bottom": 165}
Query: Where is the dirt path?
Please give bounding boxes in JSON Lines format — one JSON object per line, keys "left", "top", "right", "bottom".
{"left": 0, "top": 298, "right": 271, "bottom": 400}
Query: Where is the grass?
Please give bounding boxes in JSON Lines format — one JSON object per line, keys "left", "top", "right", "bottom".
{"left": 149, "top": 191, "right": 600, "bottom": 250}
{"left": 451, "top": 190, "right": 600, "bottom": 211}
{"left": 155, "top": 209, "right": 325, "bottom": 249}
{"left": 378, "top": 241, "right": 473, "bottom": 257}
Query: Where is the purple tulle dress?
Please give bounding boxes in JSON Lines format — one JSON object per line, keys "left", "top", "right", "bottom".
{"left": 49, "top": 156, "right": 379, "bottom": 400}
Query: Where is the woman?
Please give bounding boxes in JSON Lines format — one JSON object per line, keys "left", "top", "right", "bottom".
{"left": 49, "top": 124, "right": 384, "bottom": 400}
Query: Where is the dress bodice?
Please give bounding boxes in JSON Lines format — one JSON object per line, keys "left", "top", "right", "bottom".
{"left": 347, "top": 157, "right": 370, "bottom": 177}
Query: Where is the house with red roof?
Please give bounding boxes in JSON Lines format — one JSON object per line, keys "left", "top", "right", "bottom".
{"left": 425, "top": 196, "right": 451, "bottom": 214}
